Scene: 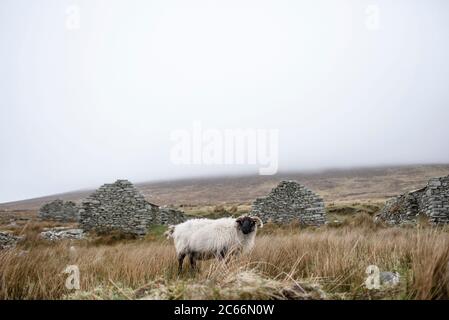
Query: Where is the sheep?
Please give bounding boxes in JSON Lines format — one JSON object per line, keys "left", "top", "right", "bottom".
{"left": 165, "top": 215, "right": 263, "bottom": 272}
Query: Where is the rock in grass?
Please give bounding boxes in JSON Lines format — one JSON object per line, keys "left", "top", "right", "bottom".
{"left": 0, "top": 231, "right": 22, "bottom": 249}
{"left": 40, "top": 228, "right": 86, "bottom": 241}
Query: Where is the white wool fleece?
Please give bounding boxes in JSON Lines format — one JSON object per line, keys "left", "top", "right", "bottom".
{"left": 171, "top": 217, "right": 257, "bottom": 258}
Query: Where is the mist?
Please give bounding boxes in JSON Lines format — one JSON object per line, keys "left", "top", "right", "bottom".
{"left": 1, "top": 0, "right": 449, "bottom": 203}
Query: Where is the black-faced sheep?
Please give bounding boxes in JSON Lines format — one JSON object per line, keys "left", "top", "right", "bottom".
{"left": 165, "top": 215, "right": 263, "bottom": 272}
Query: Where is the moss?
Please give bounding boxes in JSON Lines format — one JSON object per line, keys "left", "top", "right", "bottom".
{"left": 145, "top": 224, "right": 168, "bottom": 241}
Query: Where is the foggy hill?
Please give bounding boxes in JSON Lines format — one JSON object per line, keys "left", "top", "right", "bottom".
{"left": 1, "top": 164, "right": 449, "bottom": 211}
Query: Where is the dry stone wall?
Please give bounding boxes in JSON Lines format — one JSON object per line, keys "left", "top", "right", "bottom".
{"left": 377, "top": 175, "right": 449, "bottom": 225}
{"left": 377, "top": 188, "right": 426, "bottom": 225}
{"left": 79, "top": 180, "right": 158, "bottom": 235}
{"left": 0, "top": 231, "right": 22, "bottom": 250}
{"left": 38, "top": 199, "right": 79, "bottom": 222}
{"left": 79, "top": 179, "right": 187, "bottom": 235}
{"left": 157, "top": 206, "right": 187, "bottom": 225}
{"left": 424, "top": 176, "right": 449, "bottom": 224}
{"left": 251, "top": 180, "right": 326, "bottom": 225}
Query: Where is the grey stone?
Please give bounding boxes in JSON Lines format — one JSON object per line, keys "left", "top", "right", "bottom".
{"left": 79, "top": 179, "right": 188, "bottom": 236}
{"left": 39, "top": 199, "right": 80, "bottom": 222}
{"left": 377, "top": 175, "right": 449, "bottom": 225}
{"left": 380, "top": 271, "right": 400, "bottom": 287}
{"left": 40, "top": 228, "right": 86, "bottom": 241}
{"left": 250, "top": 180, "right": 326, "bottom": 226}
{"left": 0, "top": 231, "right": 22, "bottom": 249}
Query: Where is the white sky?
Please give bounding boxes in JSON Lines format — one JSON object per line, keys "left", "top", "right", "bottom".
{"left": 1, "top": 0, "right": 449, "bottom": 203}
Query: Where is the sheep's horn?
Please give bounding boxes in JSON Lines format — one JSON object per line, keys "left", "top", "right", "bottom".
{"left": 164, "top": 225, "right": 175, "bottom": 239}
{"left": 250, "top": 216, "right": 264, "bottom": 228}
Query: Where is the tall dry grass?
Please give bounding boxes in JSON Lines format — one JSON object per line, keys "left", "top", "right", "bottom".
{"left": 1, "top": 219, "right": 449, "bottom": 299}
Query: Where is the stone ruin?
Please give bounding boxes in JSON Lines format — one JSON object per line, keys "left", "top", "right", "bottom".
{"left": 79, "top": 179, "right": 187, "bottom": 235}
{"left": 377, "top": 175, "right": 449, "bottom": 225}
{"left": 251, "top": 180, "right": 326, "bottom": 226}
{"left": 0, "top": 231, "right": 22, "bottom": 250}
{"left": 39, "top": 199, "right": 79, "bottom": 222}
{"left": 40, "top": 227, "right": 86, "bottom": 241}
{"left": 157, "top": 206, "right": 187, "bottom": 225}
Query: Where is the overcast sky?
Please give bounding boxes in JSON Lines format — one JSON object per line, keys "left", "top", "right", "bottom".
{"left": 1, "top": 0, "right": 449, "bottom": 203}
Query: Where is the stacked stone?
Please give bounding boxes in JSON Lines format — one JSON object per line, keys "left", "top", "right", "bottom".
{"left": 40, "top": 228, "right": 85, "bottom": 241}
{"left": 157, "top": 206, "right": 187, "bottom": 225}
{"left": 423, "top": 176, "right": 449, "bottom": 224}
{"left": 39, "top": 199, "right": 80, "bottom": 222}
{"left": 378, "top": 188, "right": 425, "bottom": 225}
{"left": 0, "top": 231, "right": 22, "bottom": 250}
{"left": 251, "top": 180, "right": 326, "bottom": 226}
{"left": 377, "top": 175, "right": 449, "bottom": 225}
{"left": 79, "top": 180, "right": 158, "bottom": 235}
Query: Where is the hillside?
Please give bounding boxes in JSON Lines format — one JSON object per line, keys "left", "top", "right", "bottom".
{"left": 1, "top": 164, "right": 449, "bottom": 211}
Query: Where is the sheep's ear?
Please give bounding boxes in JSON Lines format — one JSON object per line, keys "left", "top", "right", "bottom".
{"left": 236, "top": 216, "right": 244, "bottom": 224}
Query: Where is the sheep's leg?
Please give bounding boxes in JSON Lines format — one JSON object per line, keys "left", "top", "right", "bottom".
{"left": 189, "top": 253, "right": 197, "bottom": 271}
{"left": 177, "top": 253, "right": 186, "bottom": 274}
{"left": 219, "top": 247, "right": 228, "bottom": 260}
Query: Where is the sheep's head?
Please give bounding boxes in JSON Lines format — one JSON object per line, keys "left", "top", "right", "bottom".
{"left": 236, "top": 216, "right": 264, "bottom": 234}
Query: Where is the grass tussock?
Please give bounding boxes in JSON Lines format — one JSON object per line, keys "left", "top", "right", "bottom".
{"left": 66, "top": 260, "right": 326, "bottom": 300}
{"left": 1, "top": 221, "right": 449, "bottom": 300}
